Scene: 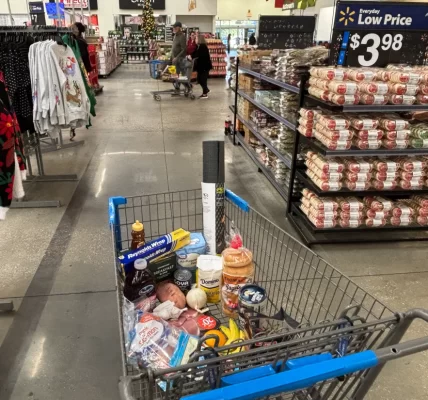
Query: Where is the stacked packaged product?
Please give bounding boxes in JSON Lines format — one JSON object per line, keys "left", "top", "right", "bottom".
{"left": 305, "top": 151, "right": 344, "bottom": 191}
{"left": 308, "top": 66, "right": 428, "bottom": 106}
{"left": 300, "top": 190, "right": 428, "bottom": 228}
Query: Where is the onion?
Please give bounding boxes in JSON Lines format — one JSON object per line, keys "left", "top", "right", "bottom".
{"left": 186, "top": 288, "right": 208, "bottom": 313}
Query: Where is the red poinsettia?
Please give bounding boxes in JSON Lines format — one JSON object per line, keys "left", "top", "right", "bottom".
{"left": 5, "top": 177, "right": 14, "bottom": 200}
{"left": 0, "top": 112, "right": 15, "bottom": 139}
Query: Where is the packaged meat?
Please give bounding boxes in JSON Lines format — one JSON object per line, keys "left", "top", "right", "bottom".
{"left": 387, "top": 82, "right": 419, "bottom": 95}
{"left": 377, "top": 69, "right": 392, "bottom": 82}
{"left": 416, "top": 94, "right": 428, "bottom": 104}
{"left": 410, "top": 123, "right": 428, "bottom": 140}
{"left": 372, "top": 159, "right": 400, "bottom": 172}
{"left": 308, "top": 207, "right": 338, "bottom": 220}
{"left": 339, "top": 219, "right": 363, "bottom": 228}
{"left": 328, "top": 80, "right": 358, "bottom": 95}
{"left": 397, "top": 157, "right": 425, "bottom": 172}
{"left": 371, "top": 180, "right": 397, "bottom": 190}
{"left": 410, "top": 138, "right": 428, "bottom": 148}
{"left": 389, "top": 71, "right": 421, "bottom": 84}
{"left": 310, "top": 66, "right": 345, "bottom": 81}
{"left": 364, "top": 196, "right": 393, "bottom": 211}
{"left": 309, "top": 196, "right": 339, "bottom": 211}
{"left": 384, "top": 130, "right": 410, "bottom": 140}
{"left": 344, "top": 158, "right": 372, "bottom": 173}
{"left": 300, "top": 203, "right": 310, "bottom": 216}
{"left": 420, "top": 84, "right": 428, "bottom": 95}
{"left": 372, "top": 170, "right": 399, "bottom": 182}
{"left": 382, "top": 139, "right": 409, "bottom": 149}
{"left": 308, "top": 86, "right": 330, "bottom": 101}
{"left": 299, "top": 117, "right": 314, "bottom": 129}
{"left": 299, "top": 108, "right": 317, "bottom": 120}
{"left": 346, "top": 68, "right": 376, "bottom": 82}
{"left": 302, "top": 188, "right": 316, "bottom": 200}
{"left": 317, "top": 114, "right": 350, "bottom": 130}
{"left": 400, "top": 170, "right": 425, "bottom": 181}
{"left": 365, "top": 218, "right": 387, "bottom": 227}
{"left": 398, "top": 178, "right": 424, "bottom": 190}
{"left": 350, "top": 115, "right": 379, "bottom": 130}
{"left": 390, "top": 216, "right": 413, "bottom": 226}
{"left": 307, "top": 171, "right": 343, "bottom": 191}
{"left": 301, "top": 196, "right": 311, "bottom": 209}
{"left": 315, "top": 123, "right": 353, "bottom": 141}
{"left": 309, "top": 77, "right": 329, "bottom": 90}
{"left": 298, "top": 125, "right": 313, "bottom": 137}
{"left": 354, "top": 129, "right": 383, "bottom": 141}
{"left": 416, "top": 216, "right": 428, "bottom": 226}
{"left": 306, "top": 152, "right": 345, "bottom": 173}
{"left": 314, "top": 131, "right": 352, "bottom": 151}
{"left": 358, "top": 81, "right": 388, "bottom": 95}
{"left": 337, "top": 196, "right": 364, "bottom": 212}
{"left": 378, "top": 115, "right": 410, "bottom": 131}
{"left": 330, "top": 93, "right": 360, "bottom": 106}
{"left": 391, "top": 204, "right": 414, "bottom": 218}
{"left": 366, "top": 208, "right": 390, "bottom": 219}
{"left": 353, "top": 138, "right": 382, "bottom": 150}
{"left": 345, "top": 171, "right": 371, "bottom": 182}
{"left": 387, "top": 94, "right": 416, "bottom": 105}
{"left": 305, "top": 161, "right": 342, "bottom": 181}
{"left": 308, "top": 213, "right": 337, "bottom": 228}
{"left": 344, "top": 179, "right": 371, "bottom": 191}
{"left": 411, "top": 195, "right": 428, "bottom": 208}
{"left": 360, "top": 94, "right": 388, "bottom": 105}
{"left": 339, "top": 209, "right": 364, "bottom": 220}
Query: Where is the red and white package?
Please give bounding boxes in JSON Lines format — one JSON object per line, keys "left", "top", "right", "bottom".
{"left": 377, "top": 69, "right": 392, "bottom": 82}
{"left": 337, "top": 196, "right": 365, "bottom": 212}
{"left": 365, "top": 218, "right": 387, "bottom": 227}
{"left": 372, "top": 159, "right": 400, "bottom": 172}
{"left": 347, "top": 68, "right": 376, "bottom": 82}
{"left": 382, "top": 139, "right": 409, "bottom": 149}
{"left": 354, "top": 129, "right": 384, "bottom": 141}
{"left": 307, "top": 170, "right": 343, "bottom": 191}
{"left": 364, "top": 196, "right": 393, "bottom": 211}
{"left": 365, "top": 208, "right": 390, "bottom": 219}
{"left": 311, "top": 66, "right": 345, "bottom": 81}
{"left": 344, "top": 158, "right": 372, "bottom": 173}
{"left": 306, "top": 161, "right": 342, "bottom": 181}
{"left": 387, "top": 82, "right": 419, "bottom": 95}
{"left": 308, "top": 86, "right": 330, "bottom": 101}
{"left": 389, "top": 71, "right": 421, "bottom": 84}
{"left": 315, "top": 123, "right": 353, "bottom": 141}
{"left": 330, "top": 93, "right": 360, "bottom": 105}
{"left": 397, "top": 158, "right": 425, "bottom": 172}
{"left": 384, "top": 130, "right": 410, "bottom": 140}
{"left": 378, "top": 115, "right": 410, "bottom": 131}
{"left": 300, "top": 203, "right": 310, "bottom": 217}
{"left": 360, "top": 94, "right": 388, "bottom": 105}
{"left": 308, "top": 207, "right": 338, "bottom": 220}
{"left": 299, "top": 117, "right": 315, "bottom": 129}
{"left": 314, "top": 131, "right": 352, "bottom": 151}
{"left": 298, "top": 125, "right": 313, "bottom": 137}
{"left": 420, "top": 85, "right": 428, "bottom": 95}
{"left": 339, "top": 218, "right": 363, "bottom": 228}
{"left": 301, "top": 196, "right": 311, "bottom": 210}
{"left": 299, "top": 108, "right": 317, "bottom": 120}
{"left": 344, "top": 179, "right": 371, "bottom": 191}
{"left": 306, "top": 152, "right": 345, "bottom": 173}
{"left": 339, "top": 209, "right": 364, "bottom": 220}
{"left": 372, "top": 170, "right": 399, "bottom": 182}
{"left": 358, "top": 81, "right": 388, "bottom": 95}
{"left": 416, "top": 94, "right": 428, "bottom": 104}
{"left": 309, "top": 196, "right": 339, "bottom": 211}
{"left": 400, "top": 170, "right": 425, "bottom": 181}
{"left": 308, "top": 213, "right": 337, "bottom": 228}
{"left": 412, "top": 195, "right": 428, "bottom": 208}
{"left": 302, "top": 188, "right": 316, "bottom": 200}
{"left": 350, "top": 115, "right": 379, "bottom": 130}
{"left": 390, "top": 216, "right": 413, "bottom": 226}
{"left": 398, "top": 178, "right": 424, "bottom": 190}
{"left": 391, "top": 204, "right": 415, "bottom": 218}
{"left": 416, "top": 216, "right": 428, "bottom": 226}
{"left": 353, "top": 138, "right": 382, "bottom": 150}
{"left": 387, "top": 94, "right": 416, "bottom": 105}
{"left": 371, "top": 179, "right": 397, "bottom": 190}
{"left": 345, "top": 171, "right": 371, "bottom": 182}
{"left": 317, "top": 114, "right": 350, "bottom": 130}
{"left": 328, "top": 80, "right": 358, "bottom": 95}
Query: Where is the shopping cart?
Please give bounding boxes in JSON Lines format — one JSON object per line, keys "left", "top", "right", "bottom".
{"left": 109, "top": 189, "right": 428, "bottom": 400}
{"left": 150, "top": 59, "right": 196, "bottom": 101}
{"left": 149, "top": 60, "right": 169, "bottom": 80}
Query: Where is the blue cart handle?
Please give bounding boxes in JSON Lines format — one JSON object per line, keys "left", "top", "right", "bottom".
{"left": 109, "top": 196, "right": 127, "bottom": 252}
{"left": 181, "top": 351, "right": 379, "bottom": 400}
{"left": 225, "top": 190, "right": 250, "bottom": 212}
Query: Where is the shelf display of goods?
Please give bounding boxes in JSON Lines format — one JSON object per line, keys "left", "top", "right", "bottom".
{"left": 96, "top": 38, "right": 121, "bottom": 77}
{"left": 118, "top": 38, "right": 149, "bottom": 64}
{"left": 207, "top": 38, "right": 226, "bottom": 77}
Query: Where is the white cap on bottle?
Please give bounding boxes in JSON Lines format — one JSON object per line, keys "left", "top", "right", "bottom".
{"left": 134, "top": 259, "right": 148, "bottom": 270}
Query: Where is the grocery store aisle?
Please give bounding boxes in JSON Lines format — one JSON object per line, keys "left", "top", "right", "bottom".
{"left": 0, "top": 65, "right": 427, "bottom": 400}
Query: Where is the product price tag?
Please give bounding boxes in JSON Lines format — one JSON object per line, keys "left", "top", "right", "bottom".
{"left": 330, "top": 1, "right": 428, "bottom": 67}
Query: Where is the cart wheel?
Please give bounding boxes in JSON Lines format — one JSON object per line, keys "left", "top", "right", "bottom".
{"left": 154, "top": 95, "right": 161, "bottom": 102}
{"left": 184, "top": 93, "right": 189, "bottom": 97}
{"left": 190, "top": 95, "right": 196, "bottom": 100}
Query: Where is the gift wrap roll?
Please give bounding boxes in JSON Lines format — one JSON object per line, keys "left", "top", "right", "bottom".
{"left": 202, "top": 141, "right": 226, "bottom": 255}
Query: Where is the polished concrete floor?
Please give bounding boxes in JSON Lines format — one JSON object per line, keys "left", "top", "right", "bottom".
{"left": 0, "top": 65, "right": 427, "bottom": 399}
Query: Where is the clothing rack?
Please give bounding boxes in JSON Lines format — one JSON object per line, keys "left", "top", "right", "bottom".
{"left": 0, "top": 27, "right": 83, "bottom": 209}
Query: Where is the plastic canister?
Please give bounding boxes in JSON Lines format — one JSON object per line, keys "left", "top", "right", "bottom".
{"left": 197, "top": 255, "right": 222, "bottom": 304}
{"left": 176, "top": 232, "right": 206, "bottom": 284}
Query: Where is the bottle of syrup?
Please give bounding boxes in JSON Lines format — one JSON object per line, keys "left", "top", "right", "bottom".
{"left": 131, "top": 220, "right": 145, "bottom": 250}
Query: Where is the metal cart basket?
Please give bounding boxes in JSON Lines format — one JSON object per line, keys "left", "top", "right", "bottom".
{"left": 109, "top": 189, "right": 428, "bottom": 400}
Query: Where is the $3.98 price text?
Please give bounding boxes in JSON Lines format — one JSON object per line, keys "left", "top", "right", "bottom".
{"left": 349, "top": 33, "right": 403, "bottom": 67}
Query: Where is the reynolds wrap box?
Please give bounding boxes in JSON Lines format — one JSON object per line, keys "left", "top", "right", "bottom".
{"left": 118, "top": 229, "right": 190, "bottom": 274}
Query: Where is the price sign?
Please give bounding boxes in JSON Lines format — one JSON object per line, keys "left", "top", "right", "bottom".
{"left": 330, "top": 1, "right": 428, "bottom": 67}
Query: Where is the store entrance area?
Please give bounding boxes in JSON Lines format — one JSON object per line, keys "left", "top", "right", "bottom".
{"left": 0, "top": 65, "right": 427, "bottom": 399}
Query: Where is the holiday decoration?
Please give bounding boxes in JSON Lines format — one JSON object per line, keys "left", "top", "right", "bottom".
{"left": 189, "top": 0, "right": 196, "bottom": 12}
{"left": 141, "top": 0, "right": 156, "bottom": 41}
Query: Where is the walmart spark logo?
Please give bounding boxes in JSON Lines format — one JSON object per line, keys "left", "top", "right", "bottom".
{"left": 339, "top": 7, "right": 356, "bottom": 26}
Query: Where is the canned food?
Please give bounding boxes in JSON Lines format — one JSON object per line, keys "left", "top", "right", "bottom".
{"left": 174, "top": 269, "right": 193, "bottom": 293}
{"left": 238, "top": 284, "right": 268, "bottom": 328}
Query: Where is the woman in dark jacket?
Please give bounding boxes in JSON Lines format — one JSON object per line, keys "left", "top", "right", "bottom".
{"left": 71, "top": 22, "right": 92, "bottom": 74}
{"left": 191, "top": 35, "right": 213, "bottom": 99}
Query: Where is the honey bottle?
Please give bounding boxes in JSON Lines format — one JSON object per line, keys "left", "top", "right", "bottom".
{"left": 131, "top": 220, "right": 145, "bottom": 250}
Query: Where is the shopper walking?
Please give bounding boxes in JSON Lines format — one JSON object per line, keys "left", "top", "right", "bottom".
{"left": 249, "top": 33, "right": 257, "bottom": 46}
{"left": 172, "top": 21, "right": 187, "bottom": 91}
{"left": 190, "top": 34, "right": 212, "bottom": 99}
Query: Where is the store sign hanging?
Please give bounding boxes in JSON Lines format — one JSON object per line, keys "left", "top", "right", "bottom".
{"left": 29, "top": 1, "right": 44, "bottom": 13}
{"left": 62, "top": 0, "right": 98, "bottom": 10}
{"left": 119, "top": 0, "right": 166, "bottom": 10}
{"left": 330, "top": 1, "right": 428, "bottom": 67}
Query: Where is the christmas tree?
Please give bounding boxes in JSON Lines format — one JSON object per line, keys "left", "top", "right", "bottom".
{"left": 141, "top": 0, "right": 156, "bottom": 41}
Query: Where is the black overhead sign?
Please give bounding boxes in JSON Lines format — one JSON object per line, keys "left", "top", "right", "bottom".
{"left": 29, "top": 1, "right": 44, "bottom": 13}
{"left": 119, "top": 0, "right": 166, "bottom": 10}
{"left": 258, "top": 16, "right": 316, "bottom": 50}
